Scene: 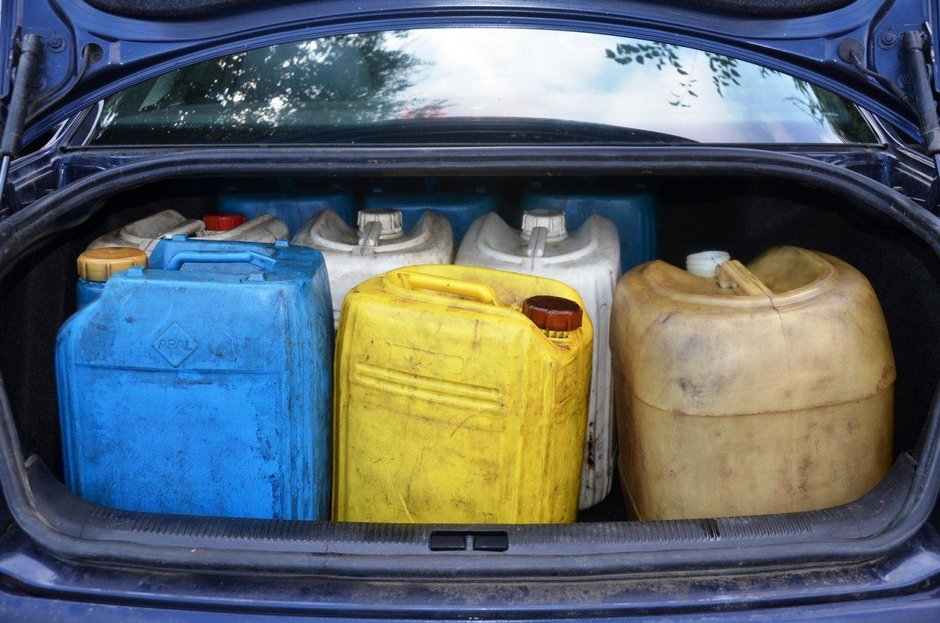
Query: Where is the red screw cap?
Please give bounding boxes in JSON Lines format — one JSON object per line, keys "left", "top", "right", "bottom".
{"left": 203, "top": 213, "right": 246, "bottom": 231}
{"left": 522, "top": 295, "right": 583, "bottom": 332}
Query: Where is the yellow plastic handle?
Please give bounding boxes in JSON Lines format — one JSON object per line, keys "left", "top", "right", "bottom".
{"left": 397, "top": 271, "right": 498, "bottom": 305}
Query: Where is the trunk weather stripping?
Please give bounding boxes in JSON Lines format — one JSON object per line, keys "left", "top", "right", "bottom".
{"left": 0, "top": 33, "right": 41, "bottom": 209}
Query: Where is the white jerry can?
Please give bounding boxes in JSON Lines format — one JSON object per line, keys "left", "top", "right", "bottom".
{"left": 87, "top": 210, "right": 205, "bottom": 254}
{"left": 456, "top": 209, "right": 621, "bottom": 509}
{"left": 292, "top": 208, "right": 454, "bottom": 326}
{"left": 87, "top": 210, "right": 288, "bottom": 255}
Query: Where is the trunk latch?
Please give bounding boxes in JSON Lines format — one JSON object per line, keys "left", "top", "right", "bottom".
{"left": 428, "top": 531, "right": 509, "bottom": 552}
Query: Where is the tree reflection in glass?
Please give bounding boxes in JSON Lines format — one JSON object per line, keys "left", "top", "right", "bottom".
{"left": 92, "top": 28, "right": 875, "bottom": 145}
{"left": 603, "top": 40, "right": 870, "bottom": 142}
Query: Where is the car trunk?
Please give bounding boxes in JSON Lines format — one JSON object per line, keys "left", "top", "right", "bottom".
{"left": 0, "top": 146, "right": 937, "bottom": 577}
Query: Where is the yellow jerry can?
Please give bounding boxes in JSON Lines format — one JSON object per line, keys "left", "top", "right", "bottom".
{"left": 611, "top": 246, "right": 895, "bottom": 521}
{"left": 333, "top": 264, "right": 593, "bottom": 524}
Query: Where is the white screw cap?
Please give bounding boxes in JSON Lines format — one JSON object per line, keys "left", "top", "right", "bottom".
{"left": 357, "top": 209, "right": 404, "bottom": 240}
{"left": 686, "top": 250, "right": 731, "bottom": 278}
{"left": 521, "top": 209, "right": 567, "bottom": 242}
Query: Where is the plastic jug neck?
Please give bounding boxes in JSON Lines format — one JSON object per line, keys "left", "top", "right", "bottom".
{"left": 686, "top": 250, "right": 775, "bottom": 295}
{"left": 357, "top": 209, "right": 405, "bottom": 246}
{"left": 521, "top": 209, "right": 567, "bottom": 243}
{"left": 203, "top": 213, "right": 246, "bottom": 232}
{"left": 686, "top": 250, "right": 730, "bottom": 278}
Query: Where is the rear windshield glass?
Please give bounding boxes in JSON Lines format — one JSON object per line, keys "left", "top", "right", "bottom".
{"left": 88, "top": 28, "right": 876, "bottom": 145}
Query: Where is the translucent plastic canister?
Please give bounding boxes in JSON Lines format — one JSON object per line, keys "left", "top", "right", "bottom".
{"left": 611, "top": 246, "right": 895, "bottom": 520}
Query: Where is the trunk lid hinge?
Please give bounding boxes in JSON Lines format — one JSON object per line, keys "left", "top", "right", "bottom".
{"left": 0, "top": 33, "right": 43, "bottom": 211}
{"left": 901, "top": 28, "right": 940, "bottom": 154}
{"left": 899, "top": 27, "right": 940, "bottom": 210}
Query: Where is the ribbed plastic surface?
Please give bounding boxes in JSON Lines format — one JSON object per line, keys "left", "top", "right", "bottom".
{"left": 456, "top": 212, "right": 620, "bottom": 509}
{"left": 333, "top": 264, "right": 592, "bottom": 524}
{"left": 27, "top": 452, "right": 913, "bottom": 565}
{"left": 519, "top": 190, "right": 657, "bottom": 272}
{"left": 56, "top": 237, "right": 334, "bottom": 520}
{"left": 77, "top": 247, "right": 148, "bottom": 282}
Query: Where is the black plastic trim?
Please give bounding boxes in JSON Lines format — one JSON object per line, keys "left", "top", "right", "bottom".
{"left": 23, "top": 452, "right": 917, "bottom": 569}
{"left": 81, "top": 0, "right": 856, "bottom": 19}
{"left": 670, "top": 0, "right": 855, "bottom": 17}
{"left": 82, "top": 0, "right": 288, "bottom": 19}
{"left": 0, "top": 145, "right": 938, "bottom": 579}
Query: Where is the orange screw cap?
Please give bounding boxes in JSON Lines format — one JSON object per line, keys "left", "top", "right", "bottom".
{"left": 522, "top": 295, "right": 583, "bottom": 331}
{"left": 77, "top": 247, "right": 148, "bottom": 282}
{"left": 203, "top": 213, "right": 246, "bottom": 231}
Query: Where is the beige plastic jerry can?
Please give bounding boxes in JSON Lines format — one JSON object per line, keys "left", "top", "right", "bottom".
{"left": 611, "top": 246, "right": 895, "bottom": 521}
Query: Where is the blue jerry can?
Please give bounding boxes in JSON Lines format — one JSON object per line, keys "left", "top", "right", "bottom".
{"left": 217, "top": 191, "right": 357, "bottom": 237}
{"left": 56, "top": 237, "right": 333, "bottom": 520}
{"left": 519, "top": 190, "right": 658, "bottom": 272}
{"left": 363, "top": 189, "right": 498, "bottom": 243}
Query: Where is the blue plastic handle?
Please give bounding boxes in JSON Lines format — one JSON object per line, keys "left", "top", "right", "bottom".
{"left": 161, "top": 250, "right": 277, "bottom": 272}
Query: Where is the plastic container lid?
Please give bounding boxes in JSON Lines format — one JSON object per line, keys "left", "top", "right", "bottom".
{"left": 523, "top": 295, "right": 583, "bottom": 331}
{"left": 521, "top": 209, "right": 568, "bottom": 242}
{"left": 357, "top": 209, "right": 405, "bottom": 240}
{"left": 203, "top": 213, "right": 247, "bottom": 231}
{"left": 686, "top": 250, "right": 731, "bottom": 278}
{"left": 77, "top": 247, "right": 148, "bottom": 282}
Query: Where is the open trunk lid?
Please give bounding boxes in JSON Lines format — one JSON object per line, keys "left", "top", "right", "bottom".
{"left": 1, "top": 0, "right": 940, "bottom": 150}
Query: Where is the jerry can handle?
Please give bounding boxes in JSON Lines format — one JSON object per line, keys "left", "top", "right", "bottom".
{"left": 161, "top": 250, "right": 277, "bottom": 272}
{"left": 717, "top": 260, "right": 773, "bottom": 297}
{"left": 398, "top": 271, "right": 497, "bottom": 305}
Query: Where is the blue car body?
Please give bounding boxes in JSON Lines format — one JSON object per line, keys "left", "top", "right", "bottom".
{"left": 2, "top": 0, "right": 940, "bottom": 620}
